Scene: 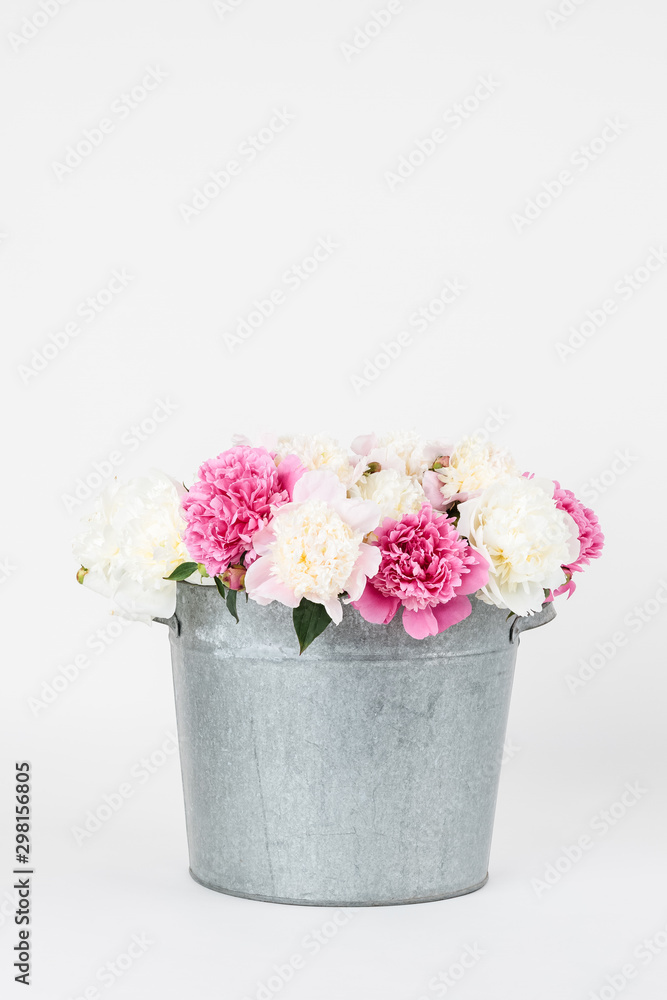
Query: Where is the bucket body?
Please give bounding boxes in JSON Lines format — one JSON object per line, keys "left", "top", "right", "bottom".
{"left": 160, "top": 583, "right": 554, "bottom": 906}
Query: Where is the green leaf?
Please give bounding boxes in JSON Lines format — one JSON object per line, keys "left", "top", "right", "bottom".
{"left": 293, "top": 598, "right": 332, "bottom": 655}
{"left": 165, "top": 562, "right": 198, "bottom": 581}
{"left": 214, "top": 576, "right": 240, "bottom": 624}
{"left": 506, "top": 610, "right": 517, "bottom": 622}
{"left": 226, "top": 587, "right": 239, "bottom": 624}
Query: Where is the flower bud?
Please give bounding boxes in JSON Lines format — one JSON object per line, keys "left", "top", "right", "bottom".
{"left": 76, "top": 566, "right": 88, "bottom": 585}
{"left": 432, "top": 456, "right": 450, "bottom": 471}
{"left": 365, "top": 462, "right": 382, "bottom": 475}
{"left": 221, "top": 564, "right": 246, "bottom": 591}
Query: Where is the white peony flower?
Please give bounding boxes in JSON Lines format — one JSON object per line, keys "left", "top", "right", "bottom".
{"left": 351, "top": 431, "right": 447, "bottom": 481}
{"left": 457, "top": 476, "right": 580, "bottom": 616}
{"left": 348, "top": 468, "right": 426, "bottom": 522}
{"left": 430, "top": 436, "right": 518, "bottom": 502}
{"left": 275, "top": 434, "right": 358, "bottom": 486}
{"left": 73, "top": 471, "right": 193, "bottom": 622}
{"left": 245, "top": 471, "right": 381, "bottom": 623}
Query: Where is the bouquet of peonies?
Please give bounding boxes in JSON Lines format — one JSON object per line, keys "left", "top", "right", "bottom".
{"left": 74, "top": 432, "right": 604, "bottom": 652}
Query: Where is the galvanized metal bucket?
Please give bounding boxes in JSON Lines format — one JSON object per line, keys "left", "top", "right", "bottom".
{"left": 156, "top": 582, "right": 555, "bottom": 906}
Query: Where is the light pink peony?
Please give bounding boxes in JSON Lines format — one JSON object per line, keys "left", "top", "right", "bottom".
{"left": 549, "top": 482, "right": 604, "bottom": 599}
{"left": 352, "top": 504, "right": 489, "bottom": 640}
{"left": 245, "top": 470, "right": 381, "bottom": 623}
{"left": 181, "top": 446, "right": 305, "bottom": 577}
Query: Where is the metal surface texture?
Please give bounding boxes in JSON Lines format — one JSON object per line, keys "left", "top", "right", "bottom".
{"left": 158, "top": 582, "right": 556, "bottom": 906}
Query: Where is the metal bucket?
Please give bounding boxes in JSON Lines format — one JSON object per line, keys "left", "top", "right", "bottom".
{"left": 156, "top": 582, "right": 555, "bottom": 906}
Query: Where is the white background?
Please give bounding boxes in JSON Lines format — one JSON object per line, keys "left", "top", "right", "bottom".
{"left": 2, "top": 0, "right": 667, "bottom": 997}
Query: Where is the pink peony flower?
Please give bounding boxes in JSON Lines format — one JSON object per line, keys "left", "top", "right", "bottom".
{"left": 181, "top": 446, "right": 305, "bottom": 577}
{"left": 548, "top": 482, "right": 604, "bottom": 599}
{"left": 352, "top": 504, "right": 489, "bottom": 640}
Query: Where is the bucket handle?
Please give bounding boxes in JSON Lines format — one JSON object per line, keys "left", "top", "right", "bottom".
{"left": 153, "top": 613, "right": 181, "bottom": 636}
{"left": 509, "top": 601, "right": 556, "bottom": 643}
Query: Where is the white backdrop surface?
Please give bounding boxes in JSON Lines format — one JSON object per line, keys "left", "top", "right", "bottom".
{"left": 1, "top": 1, "right": 666, "bottom": 998}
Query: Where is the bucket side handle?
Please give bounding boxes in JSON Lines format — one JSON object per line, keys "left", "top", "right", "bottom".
{"left": 509, "top": 601, "right": 556, "bottom": 643}
{"left": 153, "top": 613, "right": 181, "bottom": 636}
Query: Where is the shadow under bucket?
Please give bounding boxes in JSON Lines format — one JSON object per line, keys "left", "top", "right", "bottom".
{"left": 156, "top": 582, "right": 555, "bottom": 906}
